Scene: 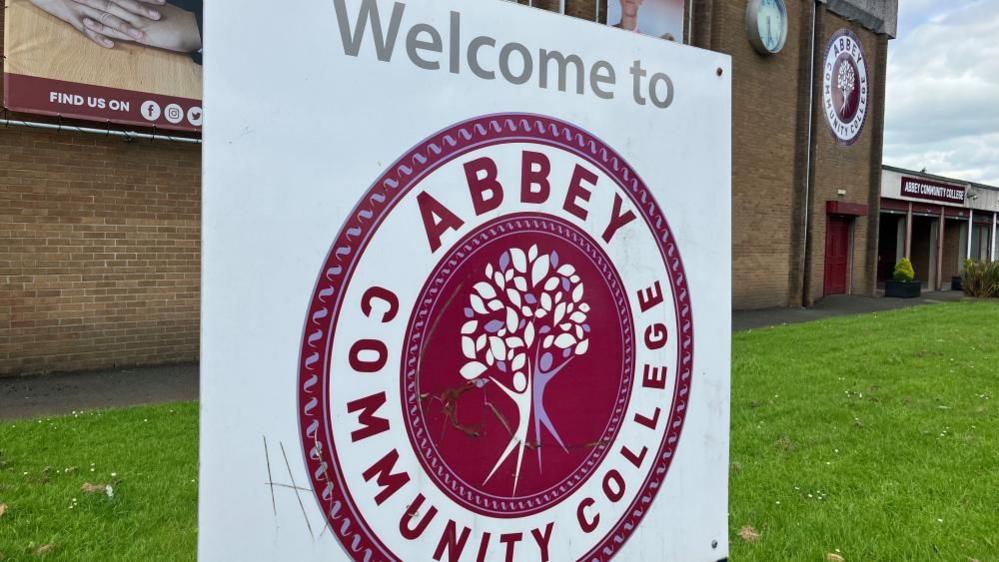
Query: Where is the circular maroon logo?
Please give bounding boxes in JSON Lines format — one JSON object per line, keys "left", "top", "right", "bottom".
{"left": 298, "top": 114, "right": 693, "bottom": 561}
{"left": 403, "top": 213, "right": 634, "bottom": 518}
{"left": 822, "top": 29, "right": 869, "bottom": 146}
{"left": 831, "top": 55, "right": 861, "bottom": 121}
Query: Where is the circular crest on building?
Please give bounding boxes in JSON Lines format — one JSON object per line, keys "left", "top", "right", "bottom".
{"left": 297, "top": 114, "right": 694, "bottom": 561}
{"left": 822, "top": 29, "right": 870, "bottom": 146}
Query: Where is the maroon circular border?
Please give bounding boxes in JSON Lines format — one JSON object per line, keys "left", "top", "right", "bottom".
{"left": 401, "top": 213, "right": 636, "bottom": 518}
{"left": 297, "top": 113, "right": 695, "bottom": 562}
{"left": 823, "top": 28, "right": 871, "bottom": 147}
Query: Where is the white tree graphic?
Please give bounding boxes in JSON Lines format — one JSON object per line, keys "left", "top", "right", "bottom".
{"left": 458, "top": 244, "right": 591, "bottom": 493}
{"left": 837, "top": 60, "right": 856, "bottom": 114}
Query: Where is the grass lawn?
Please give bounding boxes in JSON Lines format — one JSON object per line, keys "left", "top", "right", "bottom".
{"left": 0, "top": 300, "right": 996, "bottom": 561}
{"left": 0, "top": 403, "right": 198, "bottom": 561}
{"left": 731, "top": 300, "right": 998, "bottom": 561}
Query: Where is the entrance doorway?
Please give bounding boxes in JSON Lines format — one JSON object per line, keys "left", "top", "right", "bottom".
{"left": 824, "top": 216, "right": 852, "bottom": 295}
{"left": 877, "top": 214, "right": 903, "bottom": 282}
{"left": 910, "top": 216, "right": 937, "bottom": 288}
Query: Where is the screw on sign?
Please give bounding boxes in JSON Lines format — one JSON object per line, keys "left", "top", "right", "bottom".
{"left": 298, "top": 114, "right": 695, "bottom": 561}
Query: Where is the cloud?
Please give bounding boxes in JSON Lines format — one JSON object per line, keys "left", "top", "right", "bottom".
{"left": 884, "top": 0, "right": 999, "bottom": 186}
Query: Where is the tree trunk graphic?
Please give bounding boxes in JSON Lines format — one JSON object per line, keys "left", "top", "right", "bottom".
{"left": 458, "top": 244, "right": 591, "bottom": 493}
{"left": 837, "top": 60, "right": 856, "bottom": 118}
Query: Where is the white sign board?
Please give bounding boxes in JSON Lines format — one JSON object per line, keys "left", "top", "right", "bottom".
{"left": 200, "top": 1, "right": 731, "bottom": 560}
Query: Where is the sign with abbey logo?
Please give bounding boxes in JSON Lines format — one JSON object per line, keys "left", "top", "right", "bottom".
{"left": 822, "top": 29, "right": 870, "bottom": 146}
{"left": 200, "top": 1, "right": 731, "bottom": 561}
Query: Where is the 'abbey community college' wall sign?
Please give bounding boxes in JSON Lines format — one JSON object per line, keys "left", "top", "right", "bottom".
{"left": 200, "top": 1, "right": 732, "bottom": 560}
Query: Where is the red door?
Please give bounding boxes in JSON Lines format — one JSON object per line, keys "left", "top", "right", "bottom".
{"left": 823, "top": 216, "right": 851, "bottom": 295}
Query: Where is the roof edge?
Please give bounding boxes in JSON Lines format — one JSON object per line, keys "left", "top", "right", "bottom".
{"left": 820, "top": 0, "right": 898, "bottom": 38}
{"left": 882, "top": 164, "right": 999, "bottom": 192}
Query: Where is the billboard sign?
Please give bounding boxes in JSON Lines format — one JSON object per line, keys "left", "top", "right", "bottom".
{"left": 200, "top": 0, "right": 730, "bottom": 560}
{"left": 901, "top": 176, "right": 967, "bottom": 205}
{"left": 605, "top": 0, "right": 685, "bottom": 42}
{"left": 2, "top": 0, "right": 202, "bottom": 131}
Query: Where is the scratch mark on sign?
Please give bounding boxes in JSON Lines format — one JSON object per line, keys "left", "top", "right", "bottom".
{"left": 263, "top": 436, "right": 277, "bottom": 517}
{"left": 419, "top": 281, "right": 466, "bottom": 364}
{"left": 269, "top": 482, "right": 314, "bottom": 493}
{"left": 421, "top": 380, "right": 483, "bottom": 438}
{"left": 280, "top": 442, "right": 315, "bottom": 539}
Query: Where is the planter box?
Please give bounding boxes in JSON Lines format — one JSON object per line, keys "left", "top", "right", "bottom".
{"left": 951, "top": 276, "right": 963, "bottom": 291}
{"left": 886, "top": 280, "right": 922, "bottom": 299}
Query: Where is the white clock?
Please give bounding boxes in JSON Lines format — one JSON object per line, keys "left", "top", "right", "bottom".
{"left": 746, "top": 0, "right": 789, "bottom": 55}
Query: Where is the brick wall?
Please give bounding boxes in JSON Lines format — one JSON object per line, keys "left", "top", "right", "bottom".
{"left": 0, "top": 127, "right": 201, "bottom": 376}
{"left": 806, "top": 13, "right": 886, "bottom": 304}
{"left": 1, "top": 5, "right": 201, "bottom": 376}
{"left": 702, "top": 0, "right": 807, "bottom": 309}
{"left": 493, "top": 1, "right": 891, "bottom": 308}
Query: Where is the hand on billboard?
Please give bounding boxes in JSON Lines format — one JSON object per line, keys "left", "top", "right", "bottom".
{"left": 72, "top": 0, "right": 168, "bottom": 24}
{"left": 82, "top": 2, "right": 201, "bottom": 54}
{"left": 133, "top": 3, "right": 202, "bottom": 53}
{"left": 29, "top": 0, "right": 162, "bottom": 48}
{"left": 73, "top": 0, "right": 171, "bottom": 43}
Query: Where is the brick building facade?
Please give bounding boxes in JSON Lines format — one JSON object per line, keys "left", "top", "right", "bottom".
{"left": 514, "top": 0, "right": 897, "bottom": 307}
{"left": 878, "top": 166, "right": 998, "bottom": 289}
{"left": 1, "top": 1, "right": 897, "bottom": 376}
{"left": 1, "top": 6, "right": 201, "bottom": 376}
{"left": 691, "top": 0, "right": 895, "bottom": 307}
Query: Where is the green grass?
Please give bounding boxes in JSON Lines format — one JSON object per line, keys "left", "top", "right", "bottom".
{"left": 730, "top": 300, "right": 999, "bottom": 561}
{"left": 0, "top": 403, "right": 198, "bottom": 561}
{"left": 0, "top": 301, "right": 996, "bottom": 561}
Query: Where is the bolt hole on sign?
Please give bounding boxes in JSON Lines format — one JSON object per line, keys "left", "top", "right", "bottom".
{"left": 199, "top": 1, "right": 730, "bottom": 561}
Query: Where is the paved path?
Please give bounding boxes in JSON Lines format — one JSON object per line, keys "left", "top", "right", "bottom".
{"left": 0, "top": 363, "right": 198, "bottom": 421}
{"left": 732, "top": 290, "right": 965, "bottom": 331}
{"left": 0, "top": 292, "right": 967, "bottom": 420}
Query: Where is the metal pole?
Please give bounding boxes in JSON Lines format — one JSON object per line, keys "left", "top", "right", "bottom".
{"left": 967, "top": 209, "right": 974, "bottom": 261}
{"left": 992, "top": 211, "right": 997, "bottom": 262}
{"left": 936, "top": 207, "right": 944, "bottom": 290}
{"left": 904, "top": 202, "right": 913, "bottom": 258}
{"left": 1, "top": 116, "right": 201, "bottom": 144}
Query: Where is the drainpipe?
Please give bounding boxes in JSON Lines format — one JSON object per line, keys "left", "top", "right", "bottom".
{"left": 800, "top": 0, "right": 819, "bottom": 306}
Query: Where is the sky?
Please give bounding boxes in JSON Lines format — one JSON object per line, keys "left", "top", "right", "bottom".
{"left": 883, "top": 0, "right": 999, "bottom": 186}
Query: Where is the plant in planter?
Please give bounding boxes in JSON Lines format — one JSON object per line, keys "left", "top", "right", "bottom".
{"left": 885, "top": 257, "right": 921, "bottom": 298}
